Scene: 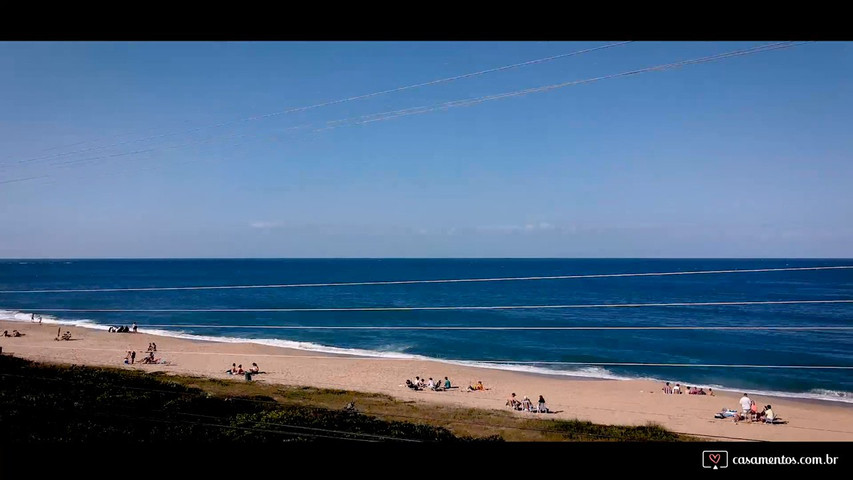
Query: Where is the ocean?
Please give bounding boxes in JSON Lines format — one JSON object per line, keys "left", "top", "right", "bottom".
{"left": 1, "top": 258, "right": 851, "bottom": 403}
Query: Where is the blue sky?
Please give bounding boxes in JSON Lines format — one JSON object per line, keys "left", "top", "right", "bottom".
{"left": 0, "top": 41, "right": 851, "bottom": 258}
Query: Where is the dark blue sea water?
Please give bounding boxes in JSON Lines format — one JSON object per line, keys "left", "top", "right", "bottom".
{"left": 1, "top": 259, "right": 851, "bottom": 402}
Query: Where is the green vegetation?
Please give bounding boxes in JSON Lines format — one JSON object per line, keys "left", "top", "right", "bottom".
{"left": 0, "top": 355, "right": 691, "bottom": 442}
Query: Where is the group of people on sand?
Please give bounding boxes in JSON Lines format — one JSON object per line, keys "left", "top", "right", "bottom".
{"left": 735, "top": 393, "right": 777, "bottom": 424}
{"left": 226, "top": 362, "right": 263, "bottom": 380}
{"left": 124, "top": 345, "right": 165, "bottom": 365}
{"left": 713, "top": 393, "right": 780, "bottom": 424}
{"left": 54, "top": 329, "right": 71, "bottom": 341}
{"left": 405, "top": 376, "right": 452, "bottom": 391}
{"left": 2, "top": 330, "right": 24, "bottom": 338}
{"left": 108, "top": 323, "right": 137, "bottom": 333}
{"left": 661, "top": 381, "right": 714, "bottom": 396}
{"left": 506, "top": 393, "right": 550, "bottom": 413}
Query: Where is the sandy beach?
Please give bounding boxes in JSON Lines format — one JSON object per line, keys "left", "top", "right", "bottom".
{"left": 2, "top": 320, "right": 852, "bottom": 441}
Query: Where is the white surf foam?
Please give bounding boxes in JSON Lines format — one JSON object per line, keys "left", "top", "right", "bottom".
{"left": 2, "top": 308, "right": 850, "bottom": 403}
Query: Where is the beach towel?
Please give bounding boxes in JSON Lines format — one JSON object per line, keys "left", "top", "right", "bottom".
{"left": 714, "top": 409, "right": 738, "bottom": 419}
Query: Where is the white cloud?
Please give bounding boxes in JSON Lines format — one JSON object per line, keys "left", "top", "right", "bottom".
{"left": 249, "top": 221, "right": 281, "bottom": 229}
{"left": 478, "top": 222, "right": 558, "bottom": 234}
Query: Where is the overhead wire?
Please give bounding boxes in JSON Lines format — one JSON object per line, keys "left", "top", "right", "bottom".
{"left": 4, "top": 42, "right": 634, "bottom": 168}
{"left": 5, "top": 344, "right": 851, "bottom": 369}
{"left": 1, "top": 264, "right": 848, "bottom": 294}
{"left": 13, "top": 298, "right": 853, "bottom": 312}
{"left": 0, "top": 42, "right": 810, "bottom": 186}
{"left": 0, "top": 371, "right": 408, "bottom": 442}
{"left": 4, "top": 364, "right": 853, "bottom": 439}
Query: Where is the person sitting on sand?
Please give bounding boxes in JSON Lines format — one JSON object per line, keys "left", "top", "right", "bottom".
{"left": 538, "top": 395, "right": 549, "bottom": 413}
{"left": 405, "top": 379, "right": 420, "bottom": 390}
{"left": 142, "top": 354, "right": 160, "bottom": 365}
{"left": 61, "top": 331, "right": 71, "bottom": 341}
{"left": 226, "top": 363, "right": 237, "bottom": 374}
{"left": 124, "top": 351, "right": 132, "bottom": 364}
{"left": 708, "top": 388, "right": 715, "bottom": 396}
{"left": 2, "top": 330, "right": 9, "bottom": 337}
{"left": 698, "top": 388, "right": 707, "bottom": 395}
{"left": 662, "top": 382, "right": 673, "bottom": 394}
{"left": 11, "top": 330, "right": 22, "bottom": 337}
{"left": 444, "top": 377, "right": 451, "bottom": 389}
{"left": 249, "top": 363, "right": 260, "bottom": 374}
{"left": 673, "top": 383, "right": 682, "bottom": 394}
{"left": 521, "top": 396, "right": 533, "bottom": 412}
{"left": 236, "top": 364, "right": 244, "bottom": 375}
{"left": 467, "top": 381, "right": 486, "bottom": 391}
{"left": 506, "top": 393, "right": 521, "bottom": 410}
{"left": 427, "top": 378, "right": 436, "bottom": 390}
{"left": 689, "top": 386, "right": 699, "bottom": 395}
{"left": 152, "top": 342, "right": 157, "bottom": 352}
{"left": 763, "top": 405, "right": 775, "bottom": 423}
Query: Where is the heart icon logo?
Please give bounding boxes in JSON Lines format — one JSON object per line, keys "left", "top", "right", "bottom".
{"left": 709, "top": 454, "right": 721, "bottom": 464}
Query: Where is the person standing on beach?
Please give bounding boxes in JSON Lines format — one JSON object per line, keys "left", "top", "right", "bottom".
{"left": 132, "top": 323, "right": 137, "bottom": 333}
{"left": 739, "top": 394, "right": 752, "bottom": 421}
{"left": 38, "top": 315, "right": 42, "bottom": 324}
{"left": 31, "top": 313, "right": 35, "bottom": 322}
{"left": 130, "top": 350, "right": 136, "bottom": 364}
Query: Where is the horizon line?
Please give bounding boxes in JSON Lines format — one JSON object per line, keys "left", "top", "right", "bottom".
{"left": 2, "top": 257, "right": 853, "bottom": 261}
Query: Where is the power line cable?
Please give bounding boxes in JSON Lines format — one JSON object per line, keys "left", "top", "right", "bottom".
{"left": 6, "top": 344, "right": 851, "bottom": 369}
{"left": 1, "top": 265, "right": 848, "bottom": 294}
{"left": 5, "top": 42, "right": 634, "bottom": 167}
{"left": 50, "top": 326, "right": 853, "bottom": 331}
{"left": 0, "top": 371, "right": 406, "bottom": 442}
{"left": 0, "top": 371, "right": 687, "bottom": 441}
{"left": 0, "top": 371, "right": 835, "bottom": 441}
{"left": 0, "top": 42, "right": 807, "bottom": 186}
{"left": 15, "top": 298, "right": 853, "bottom": 312}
